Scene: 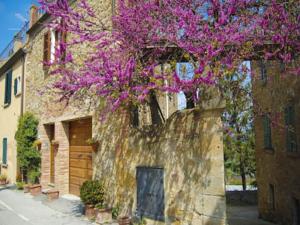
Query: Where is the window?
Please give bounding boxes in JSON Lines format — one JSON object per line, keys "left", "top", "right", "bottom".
{"left": 2, "top": 138, "right": 7, "bottom": 165}
{"left": 136, "top": 167, "right": 164, "bottom": 221}
{"left": 4, "top": 71, "right": 12, "bottom": 105}
{"left": 14, "top": 77, "right": 21, "bottom": 96}
{"left": 44, "top": 28, "right": 67, "bottom": 69}
{"left": 269, "top": 184, "right": 275, "bottom": 210}
{"left": 259, "top": 60, "right": 267, "bottom": 84}
{"left": 285, "top": 105, "right": 298, "bottom": 152}
{"left": 263, "top": 114, "right": 272, "bottom": 149}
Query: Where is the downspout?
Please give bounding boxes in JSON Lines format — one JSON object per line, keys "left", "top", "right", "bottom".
{"left": 20, "top": 54, "right": 25, "bottom": 116}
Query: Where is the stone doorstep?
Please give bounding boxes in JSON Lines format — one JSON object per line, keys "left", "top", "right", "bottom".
{"left": 42, "top": 189, "right": 60, "bottom": 201}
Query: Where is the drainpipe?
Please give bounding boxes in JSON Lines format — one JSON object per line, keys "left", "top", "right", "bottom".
{"left": 20, "top": 55, "right": 25, "bottom": 116}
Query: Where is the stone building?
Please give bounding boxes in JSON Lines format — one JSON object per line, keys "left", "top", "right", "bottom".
{"left": 24, "top": 1, "right": 226, "bottom": 224}
{"left": 252, "top": 60, "right": 300, "bottom": 225}
{"left": 0, "top": 25, "right": 27, "bottom": 183}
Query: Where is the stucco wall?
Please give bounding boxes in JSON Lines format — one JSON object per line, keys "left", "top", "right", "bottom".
{"left": 0, "top": 58, "right": 23, "bottom": 183}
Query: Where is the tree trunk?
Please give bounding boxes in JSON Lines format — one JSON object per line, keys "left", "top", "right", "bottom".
{"left": 240, "top": 163, "right": 247, "bottom": 191}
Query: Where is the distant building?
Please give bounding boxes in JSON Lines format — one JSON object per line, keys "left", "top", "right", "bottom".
{"left": 252, "top": 60, "right": 300, "bottom": 225}
{"left": 0, "top": 25, "right": 27, "bottom": 183}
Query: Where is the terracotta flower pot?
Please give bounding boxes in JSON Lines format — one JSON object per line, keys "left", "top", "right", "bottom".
{"left": 23, "top": 184, "right": 30, "bottom": 193}
{"left": 29, "top": 184, "right": 42, "bottom": 196}
{"left": 95, "top": 208, "right": 112, "bottom": 224}
{"left": 85, "top": 204, "right": 96, "bottom": 219}
{"left": 117, "top": 216, "right": 131, "bottom": 225}
{"left": 0, "top": 179, "right": 7, "bottom": 185}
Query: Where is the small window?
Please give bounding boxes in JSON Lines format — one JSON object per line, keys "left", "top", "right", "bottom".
{"left": 263, "top": 114, "right": 272, "bottom": 149}
{"left": 279, "top": 60, "right": 286, "bottom": 72}
{"left": 2, "top": 138, "right": 7, "bottom": 165}
{"left": 259, "top": 60, "right": 267, "bottom": 83}
{"left": 14, "top": 77, "right": 21, "bottom": 96}
{"left": 269, "top": 184, "right": 275, "bottom": 210}
{"left": 285, "top": 105, "right": 298, "bottom": 152}
{"left": 4, "top": 71, "right": 12, "bottom": 105}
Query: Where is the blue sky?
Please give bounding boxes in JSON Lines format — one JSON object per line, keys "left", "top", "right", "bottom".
{"left": 0, "top": 0, "right": 37, "bottom": 52}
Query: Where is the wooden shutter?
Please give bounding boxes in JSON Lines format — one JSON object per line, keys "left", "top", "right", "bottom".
{"left": 14, "top": 78, "right": 18, "bottom": 96}
{"left": 43, "top": 31, "right": 51, "bottom": 66}
{"left": 263, "top": 115, "right": 272, "bottom": 149}
{"left": 285, "top": 106, "right": 297, "bottom": 152}
{"left": 2, "top": 138, "right": 7, "bottom": 165}
{"left": 4, "top": 71, "right": 12, "bottom": 104}
{"left": 260, "top": 61, "right": 267, "bottom": 83}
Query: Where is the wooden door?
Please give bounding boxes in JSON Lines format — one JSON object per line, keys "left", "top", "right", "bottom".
{"left": 50, "top": 144, "right": 55, "bottom": 184}
{"left": 69, "top": 118, "right": 92, "bottom": 196}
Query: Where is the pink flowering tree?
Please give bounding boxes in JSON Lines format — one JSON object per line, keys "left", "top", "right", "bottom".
{"left": 39, "top": 0, "right": 300, "bottom": 113}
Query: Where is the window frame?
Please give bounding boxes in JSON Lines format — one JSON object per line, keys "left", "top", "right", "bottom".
{"left": 14, "top": 76, "right": 21, "bottom": 96}
{"left": 263, "top": 114, "right": 273, "bottom": 150}
{"left": 285, "top": 105, "right": 298, "bottom": 152}
{"left": 259, "top": 60, "right": 267, "bottom": 85}
{"left": 4, "top": 70, "right": 12, "bottom": 106}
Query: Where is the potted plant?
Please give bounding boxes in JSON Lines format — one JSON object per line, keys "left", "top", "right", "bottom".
{"left": 33, "top": 139, "right": 42, "bottom": 150}
{"left": 51, "top": 140, "right": 59, "bottom": 147}
{"left": 80, "top": 180, "right": 105, "bottom": 219}
{"left": 0, "top": 174, "right": 7, "bottom": 185}
{"left": 117, "top": 216, "right": 132, "bottom": 225}
{"left": 95, "top": 202, "right": 112, "bottom": 224}
{"left": 86, "top": 138, "right": 99, "bottom": 152}
{"left": 28, "top": 170, "right": 41, "bottom": 196}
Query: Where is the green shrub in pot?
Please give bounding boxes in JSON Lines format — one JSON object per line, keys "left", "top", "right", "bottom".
{"left": 80, "top": 180, "right": 105, "bottom": 206}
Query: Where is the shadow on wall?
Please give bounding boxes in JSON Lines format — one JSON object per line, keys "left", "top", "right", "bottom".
{"left": 93, "top": 107, "right": 226, "bottom": 225}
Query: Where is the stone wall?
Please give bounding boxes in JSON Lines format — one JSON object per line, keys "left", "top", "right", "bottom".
{"left": 93, "top": 106, "right": 226, "bottom": 225}
{"left": 24, "top": 1, "right": 227, "bottom": 224}
{"left": 252, "top": 60, "right": 300, "bottom": 225}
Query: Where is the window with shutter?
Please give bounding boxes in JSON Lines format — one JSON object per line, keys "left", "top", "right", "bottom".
{"left": 4, "top": 71, "right": 12, "bottom": 105}
{"left": 259, "top": 60, "right": 267, "bottom": 84}
{"left": 14, "top": 78, "right": 18, "bottom": 96}
{"left": 43, "top": 31, "right": 51, "bottom": 68}
{"left": 2, "top": 138, "right": 7, "bottom": 165}
{"left": 285, "top": 105, "right": 297, "bottom": 152}
{"left": 263, "top": 115, "right": 272, "bottom": 149}
{"left": 13, "top": 77, "right": 21, "bottom": 96}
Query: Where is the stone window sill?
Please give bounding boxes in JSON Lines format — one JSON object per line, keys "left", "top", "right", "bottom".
{"left": 3, "top": 103, "right": 10, "bottom": 108}
{"left": 1, "top": 164, "right": 8, "bottom": 168}
{"left": 15, "top": 92, "right": 22, "bottom": 97}
{"left": 264, "top": 148, "right": 274, "bottom": 154}
{"left": 286, "top": 151, "right": 300, "bottom": 158}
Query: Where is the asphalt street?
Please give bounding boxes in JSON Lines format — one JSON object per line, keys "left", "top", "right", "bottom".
{"left": 0, "top": 187, "right": 93, "bottom": 225}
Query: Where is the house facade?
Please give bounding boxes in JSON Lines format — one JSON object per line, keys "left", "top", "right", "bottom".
{"left": 0, "top": 27, "right": 27, "bottom": 183}
{"left": 252, "top": 60, "right": 300, "bottom": 225}
{"left": 22, "top": 1, "right": 227, "bottom": 224}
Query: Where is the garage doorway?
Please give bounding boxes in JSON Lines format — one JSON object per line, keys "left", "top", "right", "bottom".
{"left": 69, "top": 118, "right": 93, "bottom": 196}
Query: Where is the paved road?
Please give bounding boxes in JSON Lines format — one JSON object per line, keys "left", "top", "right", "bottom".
{"left": 227, "top": 205, "right": 276, "bottom": 225}
{"left": 0, "top": 186, "right": 93, "bottom": 225}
